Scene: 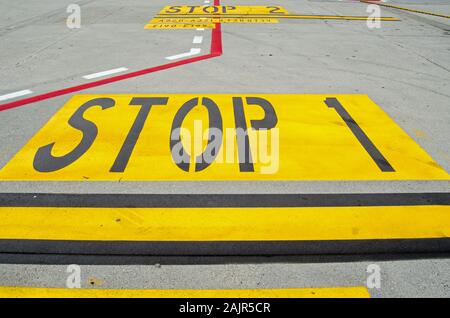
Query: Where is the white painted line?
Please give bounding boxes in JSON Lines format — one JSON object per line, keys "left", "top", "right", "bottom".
{"left": 82, "top": 67, "right": 128, "bottom": 80}
{"left": 193, "top": 36, "right": 203, "bottom": 44}
{"left": 196, "top": 28, "right": 205, "bottom": 31}
{"left": 165, "top": 48, "right": 201, "bottom": 61}
{"left": 0, "top": 89, "right": 32, "bottom": 102}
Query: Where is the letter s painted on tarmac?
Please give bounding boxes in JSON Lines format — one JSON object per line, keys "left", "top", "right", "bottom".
{"left": 33, "top": 98, "right": 115, "bottom": 172}
{"left": 165, "top": 6, "right": 182, "bottom": 13}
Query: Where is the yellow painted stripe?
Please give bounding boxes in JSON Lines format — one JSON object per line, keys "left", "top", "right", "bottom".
{"left": 0, "top": 286, "right": 370, "bottom": 298}
{"left": 360, "top": 1, "right": 450, "bottom": 19}
{"left": 155, "top": 14, "right": 400, "bottom": 21}
{"left": 150, "top": 17, "right": 279, "bottom": 24}
{"left": 0, "top": 206, "right": 448, "bottom": 241}
{"left": 281, "top": 15, "right": 398, "bottom": 21}
{"left": 145, "top": 23, "right": 215, "bottom": 29}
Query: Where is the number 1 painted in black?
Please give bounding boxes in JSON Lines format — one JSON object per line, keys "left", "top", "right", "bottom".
{"left": 325, "top": 97, "right": 395, "bottom": 172}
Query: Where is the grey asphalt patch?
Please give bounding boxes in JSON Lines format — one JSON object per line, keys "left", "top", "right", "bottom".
{"left": 0, "top": 259, "right": 449, "bottom": 298}
{"left": 0, "top": 0, "right": 211, "bottom": 93}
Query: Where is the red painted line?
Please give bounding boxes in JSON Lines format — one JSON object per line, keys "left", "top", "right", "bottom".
{"left": 0, "top": 55, "right": 216, "bottom": 112}
{"left": 212, "top": 0, "right": 223, "bottom": 54}
{"left": 0, "top": 5, "right": 223, "bottom": 112}
{"left": 211, "top": 24, "right": 222, "bottom": 56}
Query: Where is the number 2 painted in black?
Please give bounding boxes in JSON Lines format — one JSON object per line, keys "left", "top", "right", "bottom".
{"left": 325, "top": 97, "right": 395, "bottom": 172}
{"left": 266, "top": 6, "right": 283, "bottom": 14}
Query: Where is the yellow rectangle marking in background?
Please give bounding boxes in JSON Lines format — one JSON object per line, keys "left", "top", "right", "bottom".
{"left": 0, "top": 206, "right": 448, "bottom": 241}
{"left": 150, "top": 17, "right": 278, "bottom": 24}
{"left": 154, "top": 15, "right": 400, "bottom": 21}
{"left": 145, "top": 23, "right": 215, "bottom": 29}
{"left": 159, "top": 5, "right": 289, "bottom": 15}
{"left": 0, "top": 94, "right": 448, "bottom": 181}
{"left": 0, "top": 286, "right": 370, "bottom": 298}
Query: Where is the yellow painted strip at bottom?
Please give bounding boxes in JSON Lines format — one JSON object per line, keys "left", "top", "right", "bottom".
{"left": 0, "top": 286, "right": 370, "bottom": 298}
{"left": 145, "top": 23, "right": 215, "bottom": 29}
{"left": 0, "top": 206, "right": 448, "bottom": 241}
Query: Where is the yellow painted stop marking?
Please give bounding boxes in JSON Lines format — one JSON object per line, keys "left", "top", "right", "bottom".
{"left": 0, "top": 94, "right": 448, "bottom": 181}
{"left": 158, "top": 5, "right": 289, "bottom": 15}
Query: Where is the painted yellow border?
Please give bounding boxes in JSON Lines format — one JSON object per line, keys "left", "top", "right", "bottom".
{"left": 0, "top": 206, "right": 448, "bottom": 241}
{"left": 0, "top": 286, "right": 370, "bottom": 298}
